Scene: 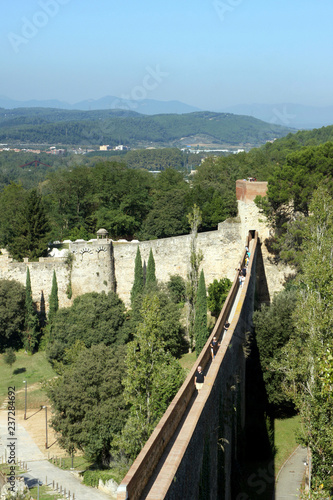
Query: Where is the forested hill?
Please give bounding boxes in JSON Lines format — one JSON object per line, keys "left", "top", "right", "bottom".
{"left": 261, "top": 124, "right": 333, "bottom": 162}
{"left": 0, "top": 108, "right": 292, "bottom": 147}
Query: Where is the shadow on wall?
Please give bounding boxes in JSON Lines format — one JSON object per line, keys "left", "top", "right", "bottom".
{"left": 232, "top": 332, "right": 275, "bottom": 500}
{"left": 232, "top": 238, "right": 274, "bottom": 500}
{"left": 255, "top": 239, "right": 270, "bottom": 308}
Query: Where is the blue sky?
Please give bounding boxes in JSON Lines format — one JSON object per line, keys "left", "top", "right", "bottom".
{"left": 2, "top": 0, "right": 333, "bottom": 110}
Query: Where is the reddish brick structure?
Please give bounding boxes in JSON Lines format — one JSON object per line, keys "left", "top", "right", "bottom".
{"left": 236, "top": 179, "right": 268, "bottom": 203}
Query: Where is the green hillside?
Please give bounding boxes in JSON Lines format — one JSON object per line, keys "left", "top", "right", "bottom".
{"left": 262, "top": 124, "right": 333, "bottom": 162}
{"left": 0, "top": 108, "right": 292, "bottom": 147}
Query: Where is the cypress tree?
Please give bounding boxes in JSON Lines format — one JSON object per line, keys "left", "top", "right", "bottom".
{"left": 48, "top": 270, "right": 59, "bottom": 322}
{"left": 25, "top": 267, "right": 39, "bottom": 353}
{"left": 131, "top": 247, "right": 144, "bottom": 307}
{"left": 186, "top": 204, "right": 203, "bottom": 351}
{"left": 194, "top": 269, "right": 208, "bottom": 357}
{"left": 145, "top": 249, "right": 157, "bottom": 290}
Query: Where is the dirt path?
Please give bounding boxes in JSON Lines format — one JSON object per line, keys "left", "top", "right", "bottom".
{"left": 15, "top": 408, "right": 68, "bottom": 458}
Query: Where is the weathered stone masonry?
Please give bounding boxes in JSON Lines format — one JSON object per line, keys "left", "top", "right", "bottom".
{"left": 0, "top": 181, "right": 291, "bottom": 311}
{"left": 0, "top": 221, "right": 244, "bottom": 311}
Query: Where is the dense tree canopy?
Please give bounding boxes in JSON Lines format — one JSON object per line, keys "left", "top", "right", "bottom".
{"left": 166, "top": 274, "right": 186, "bottom": 304}
{"left": 47, "top": 291, "right": 129, "bottom": 365}
{"left": 255, "top": 187, "right": 333, "bottom": 494}
{"left": 47, "top": 344, "right": 128, "bottom": 466}
{"left": 256, "top": 142, "right": 333, "bottom": 266}
{"left": 277, "top": 188, "right": 333, "bottom": 488}
{"left": 0, "top": 108, "right": 290, "bottom": 147}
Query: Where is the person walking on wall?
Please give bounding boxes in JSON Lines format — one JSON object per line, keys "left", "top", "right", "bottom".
{"left": 194, "top": 366, "right": 205, "bottom": 390}
{"left": 223, "top": 321, "right": 230, "bottom": 339}
{"left": 210, "top": 336, "right": 220, "bottom": 360}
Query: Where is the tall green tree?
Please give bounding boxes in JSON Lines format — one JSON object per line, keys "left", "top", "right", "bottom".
{"left": 116, "top": 295, "right": 184, "bottom": 459}
{"left": 45, "top": 165, "right": 95, "bottom": 240}
{"left": 6, "top": 188, "right": 50, "bottom": 261}
{"left": 194, "top": 269, "right": 208, "bottom": 357}
{"left": 0, "top": 183, "right": 27, "bottom": 249}
{"left": 0, "top": 280, "right": 26, "bottom": 352}
{"left": 145, "top": 248, "right": 157, "bottom": 290}
{"left": 24, "top": 267, "right": 39, "bottom": 353}
{"left": 152, "top": 288, "right": 186, "bottom": 357}
{"left": 48, "top": 270, "right": 59, "bottom": 322}
{"left": 207, "top": 278, "right": 232, "bottom": 318}
{"left": 186, "top": 205, "right": 203, "bottom": 350}
{"left": 131, "top": 247, "right": 144, "bottom": 307}
{"left": 93, "top": 162, "right": 153, "bottom": 239}
{"left": 275, "top": 187, "right": 333, "bottom": 491}
{"left": 47, "top": 344, "right": 128, "bottom": 466}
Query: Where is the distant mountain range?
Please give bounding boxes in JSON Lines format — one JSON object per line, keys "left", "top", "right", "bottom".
{"left": 1, "top": 96, "right": 333, "bottom": 129}
{"left": 222, "top": 103, "right": 333, "bottom": 130}
{"left": 0, "top": 95, "right": 200, "bottom": 115}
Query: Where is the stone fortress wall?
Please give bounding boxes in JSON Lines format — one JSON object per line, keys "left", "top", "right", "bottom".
{"left": 0, "top": 181, "right": 291, "bottom": 311}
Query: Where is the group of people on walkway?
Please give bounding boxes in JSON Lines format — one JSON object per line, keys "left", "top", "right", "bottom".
{"left": 194, "top": 335, "right": 220, "bottom": 390}
{"left": 195, "top": 245, "right": 251, "bottom": 391}
{"left": 237, "top": 246, "right": 251, "bottom": 288}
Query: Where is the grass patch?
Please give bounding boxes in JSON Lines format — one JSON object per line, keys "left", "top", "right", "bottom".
{"left": 274, "top": 414, "right": 301, "bottom": 474}
{"left": 30, "top": 484, "right": 65, "bottom": 499}
{"left": 82, "top": 467, "right": 126, "bottom": 487}
{"left": 179, "top": 351, "right": 196, "bottom": 374}
{"left": 49, "top": 455, "right": 92, "bottom": 471}
{"left": 15, "top": 387, "right": 50, "bottom": 410}
{"left": 0, "top": 350, "right": 56, "bottom": 407}
{"left": 0, "top": 463, "right": 24, "bottom": 474}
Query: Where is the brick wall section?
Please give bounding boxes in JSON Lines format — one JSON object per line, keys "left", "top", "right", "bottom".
{"left": 236, "top": 179, "right": 268, "bottom": 203}
{"left": 116, "top": 232, "right": 257, "bottom": 500}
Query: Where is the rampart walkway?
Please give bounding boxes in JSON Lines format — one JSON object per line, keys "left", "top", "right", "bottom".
{"left": 117, "top": 232, "right": 257, "bottom": 500}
